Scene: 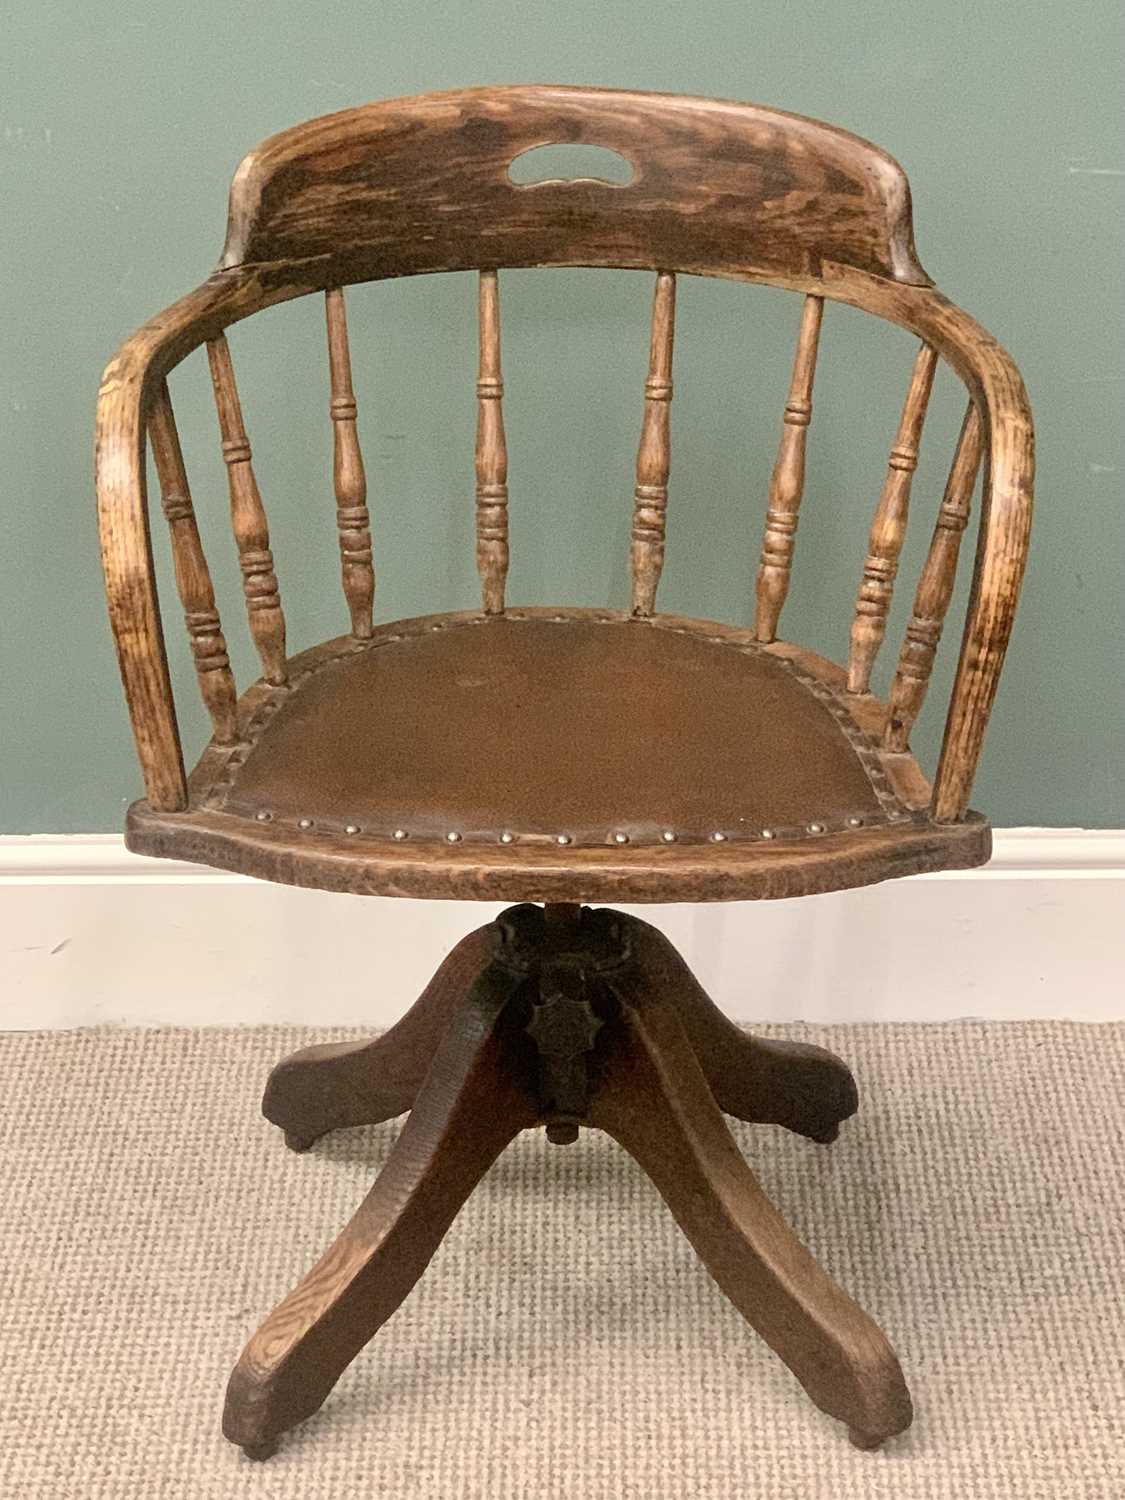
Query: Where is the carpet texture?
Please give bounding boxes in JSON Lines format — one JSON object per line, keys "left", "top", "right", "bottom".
{"left": 1, "top": 1021, "right": 1122, "bottom": 1498}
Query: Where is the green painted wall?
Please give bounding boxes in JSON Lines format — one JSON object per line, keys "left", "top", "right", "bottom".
{"left": 3, "top": 0, "right": 1122, "bottom": 832}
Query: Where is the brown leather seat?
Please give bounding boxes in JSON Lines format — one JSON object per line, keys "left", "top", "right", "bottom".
{"left": 128, "top": 608, "right": 987, "bottom": 901}
{"left": 229, "top": 612, "right": 892, "bottom": 839}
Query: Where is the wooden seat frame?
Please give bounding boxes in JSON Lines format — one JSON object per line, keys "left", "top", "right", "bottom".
{"left": 95, "top": 86, "right": 1033, "bottom": 1459}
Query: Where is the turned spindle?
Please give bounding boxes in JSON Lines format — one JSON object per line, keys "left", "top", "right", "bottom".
{"left": 475, "top": 270, "right": 509, "bottom": 615}
{"left": 847, "top": 342, "right": 938, "bottom": 694}
{"left": 884, "top": 402, "right": 983, "bottom": 750}
{"left": 754, "top": 295, "right": 824, "bottom": 642}
{"left": 206, "top": 334, "right": 287, "bottom": 686}
{"left": 631, "top": 271, "right": 676, "bottom": 617}
{"left": 148, "top": 381, "right": 239, "bottom": 744}
{"left": 325, "top": 288, "right": 374, "bottom": 639}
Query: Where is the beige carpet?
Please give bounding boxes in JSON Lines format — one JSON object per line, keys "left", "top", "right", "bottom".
{"left": 1, "top": 1022, "right": 1122, "bottom": 1498}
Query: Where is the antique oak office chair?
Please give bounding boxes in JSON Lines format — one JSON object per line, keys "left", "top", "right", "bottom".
{"left": 96, "top": 86, "right": 1033, "bottom": 1459}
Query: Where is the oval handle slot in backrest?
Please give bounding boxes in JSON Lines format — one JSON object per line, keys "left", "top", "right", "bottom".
{"left": 508, "top": 143, "right": 634, "bottom": 186}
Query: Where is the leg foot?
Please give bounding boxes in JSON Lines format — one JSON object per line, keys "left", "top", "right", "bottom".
{"left": 261, "top": 926, "right": 493, "bottom": 1149}
{"left": 240, "top": 1440, "right": 279, "bottom": 1461}
{"left": 590, "top": 949, "right": 913, "bottom": 1447}
{"left": 223, "top": 960, "right": 538, "bottom": 1455}
{"left": 625, "top": 915, "right": 859, "bottom": 1143}
{"left": 849, "top": 1428, "right": 886, "bottom": 1451}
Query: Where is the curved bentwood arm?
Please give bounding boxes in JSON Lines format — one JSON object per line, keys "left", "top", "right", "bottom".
{"left": 95, "top": 88, "right": 1032, "bottom": 821}
{"left": 95, "top": 269, "right": 309, "bottom": 810}
{"left": 819, "top": 266, "right": 1034, "bottom": 823}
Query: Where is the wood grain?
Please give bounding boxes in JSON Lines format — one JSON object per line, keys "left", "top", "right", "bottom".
{"left": 261, "top": 926, "right": 493, "bottom": 1149}
{"left": 218, "top": 86, "right": 929, "bottom": 287}
{"left": 325, "top": 288, "right": 374, "bottom": 638}
{"left": 631, "top": 271, "right": 675, "bottom": 616}
{"left": 232, "top": 903, "right": 911, "bottom": 1454}
{"left": 128, "top": 795, "right": 989, "bottom": 909}
{"left": 623, "top": 911, "right": 858, "bottom": 1142}
{"left": 475, "top": 270, "right": 509, "bottom": 614}
{"left": 222, "top": 958, "right": 538, "bottom": 1456}
{"left": 754, "top": 294, "right": 823, "bottom": 641}
{"left": 206, "top": 335, "right": 288, "bottom": 685}
{"left": 148, "top": 381, "right": 239, "bottom": 743}
{"left": 847, "top": 342, "right": 938, "bottom": 694}
{"left": 589, "top": 963, "right": 913, "bottom": 1447}
{"left": 884, "top": 402, "right": 983, "bottom": 750}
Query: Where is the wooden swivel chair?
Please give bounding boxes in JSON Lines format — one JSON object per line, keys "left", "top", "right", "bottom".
{"left": 95, "top": 86, "right": 1033, "bottom": 1459}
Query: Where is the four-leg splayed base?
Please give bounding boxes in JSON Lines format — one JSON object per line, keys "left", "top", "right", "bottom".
{"left": 223, "top": 903, "right": 912, "bottom": 1459}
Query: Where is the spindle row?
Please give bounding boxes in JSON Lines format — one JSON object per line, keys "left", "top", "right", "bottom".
{"left": 147, "top": 274, "right": 981, "bottom": 763}
{"left": 752, "top": 305, "right": 981, "bottom": 747}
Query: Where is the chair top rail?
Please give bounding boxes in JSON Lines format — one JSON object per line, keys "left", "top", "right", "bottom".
{"left": 218, "top": 85, "right": 929, "bottom": 288}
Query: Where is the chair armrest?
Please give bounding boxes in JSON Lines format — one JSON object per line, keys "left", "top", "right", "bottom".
{"left": 96, "top": 321, "right": 187, "bottom": 810}
{"left": 925, "top": 311, "right": 1034, "bottom": 821}
{"left": 95, "top": 269, "right": 293, "bottom": 810}
{"left": 821, "top": 265, "right": 1035, "bottom": 822}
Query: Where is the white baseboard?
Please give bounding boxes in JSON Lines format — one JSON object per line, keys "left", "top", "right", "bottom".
{"left": 2, "top": 830, "right": 1122, "bottom": 1029}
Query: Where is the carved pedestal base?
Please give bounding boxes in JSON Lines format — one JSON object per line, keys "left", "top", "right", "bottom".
{"left": 225, "top": 904, "right": 911, "bottom": 1459}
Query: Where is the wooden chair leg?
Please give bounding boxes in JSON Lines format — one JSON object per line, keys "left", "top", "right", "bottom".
{"left": 588, "top": 967, "right": 913, "bottom": 1449}
{"left": 262, "top": 925, "right": 495, "bottom": 1151}
{"left": 223, "top": 959, "right": 539, "bottom": 1458}
{"left": 624, "top": 913, "right": 859, "bottom": 1143}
